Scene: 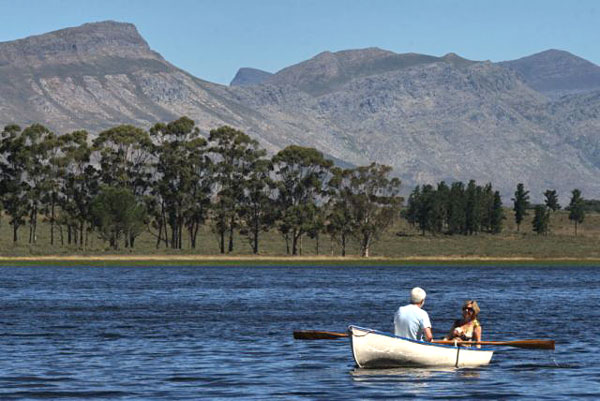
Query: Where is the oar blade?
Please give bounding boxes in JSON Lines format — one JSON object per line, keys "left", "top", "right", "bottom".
{"left": 293, "top": 330, "right": 348, "bottom": 340}
{"left": 509, "top": 340, "right": 555, "bottom": 350}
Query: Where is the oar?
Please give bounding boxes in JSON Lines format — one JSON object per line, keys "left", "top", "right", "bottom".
{"left": 293, "top": 330, "right": 555, "bottom": 350}
{"left": 433, "top": 339, "right": 555, "bottom": 350}
{"left": 293, "top": 330, "right": 349, "bottom": 340}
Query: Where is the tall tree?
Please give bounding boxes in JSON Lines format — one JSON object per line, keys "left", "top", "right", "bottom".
{"left": 512, "top": 183, "right": 530, "bottom": 232}
{"left": 60, "top": 130, "right": 98, "bottom": 248}
{"left": 543, "top": 189, "right": 560, "bottom": 234}
{"left": 490, "top": 191, "right": 504, "bottom": 234}
{"left": 273, "top": 146, "right": 333, "bottom": 255}
{"left": 239, "top": 158, "right": 276, "bottom": 254}
{"left": 209, "top": 126, "right": 265, "bottom": 253}
{"left": 339, "top": 163, "right": 402, "bottom": 257}
{"left": 567, "top": 189, "right": 585, "bottom": 236}
{"left": 0, "top": 125, "right": 29, "bottom": 242}
{"left": 150, "top": 117, "right": 210, "bottom": 249}
{"left": 447, "top": 182, "right": 466, "bottom": 234}
{"left": 21, "top": 124, "right": 56, "bottom": 244}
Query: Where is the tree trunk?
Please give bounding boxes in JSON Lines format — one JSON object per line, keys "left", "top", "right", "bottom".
{"left": 80, "top": 221, "right": 84, "bottom": 248}
{"left": 291, "top": 230, "right": 298, "bottom": 256}
{"left": 50, "top": 199, "right": 55, "bottom": 245}
{"left": 361, "top": 233, "right": 372, "bottom": 257}
{"left": 156, "top": 219, "right": 163, "bottom": 249}
{"left": 315, "top": 233, "right": 319, "bottom": 255}
{"left": 341, "top": 234, "right": 346, "bottom": 257}
{"left": 253, "top": 225, "right": 259, "bottom": 254}
{"left": 13, "top": 224, "right": 18, "bottom": 243}
{"left": 228, "top": 215, "right": 234, "bottom": 253}
{"left": 285, "top": 233, "right": 290, "bottom": 255}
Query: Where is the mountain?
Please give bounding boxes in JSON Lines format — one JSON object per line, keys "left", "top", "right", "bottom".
{"left": 263, "top": 48, "right": 475, "bottom": 96}
{"left": 500, "top": 49, "right": 600, "bottom": 98}
{"left": 1, "top": 22, "right": 600, "bottom": 201}
{"left": 230, "top": 67, "right": 272, "bottom": 86}
{"left": 0, "top": 21, "right": 329, "bottom": 154}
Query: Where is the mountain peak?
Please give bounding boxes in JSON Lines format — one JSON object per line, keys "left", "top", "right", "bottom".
{"left": 500, "top": 49, "right": 600, "bottom": 97}
{"left": 230, "top": 67, "right": 273, "bottom": 86}
{"left": 0, "top": 20, "right": 160, "bottom": 67}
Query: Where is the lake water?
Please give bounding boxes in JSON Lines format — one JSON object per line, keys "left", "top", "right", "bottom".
{"left": 0, "top": 265, "right": 598, "bottom": 400}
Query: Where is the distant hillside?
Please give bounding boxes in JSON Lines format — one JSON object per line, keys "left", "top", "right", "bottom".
{"left": 501, "top": 49, "right": 600, "bottom": 98}
{"left": 2, "top": 22, "right": 600, "bottom": 201}
{"left": 230, "top": 67, "right": 272, "bottom": 86}
{"left": 263, "top": 48, "right": 475, "bottom": 96}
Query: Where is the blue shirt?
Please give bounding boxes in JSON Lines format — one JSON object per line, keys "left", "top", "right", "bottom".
{"left": 394, "top": 304, "right": 432, "bottom": 341}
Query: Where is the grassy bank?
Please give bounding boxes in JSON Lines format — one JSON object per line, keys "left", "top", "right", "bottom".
{"left": 0, "top": 210, "right": 598, "bottom": 265}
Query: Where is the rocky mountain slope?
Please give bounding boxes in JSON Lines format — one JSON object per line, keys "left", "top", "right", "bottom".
{"left": 1, "top": 21, "right": 600, "bottom": 200}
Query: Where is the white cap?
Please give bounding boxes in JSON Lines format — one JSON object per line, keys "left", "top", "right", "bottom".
{"left": 410, "top": 287, "right": 426, "bottom": 304}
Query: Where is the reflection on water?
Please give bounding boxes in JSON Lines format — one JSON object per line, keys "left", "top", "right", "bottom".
{"left": 350, "top": 367, "right": 482, "bottom": 396}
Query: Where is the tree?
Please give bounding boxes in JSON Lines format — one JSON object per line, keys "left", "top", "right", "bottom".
{"left": 60, "top": 131, "right": 98, "bottom": 248}
{"left": 90, "top": 186, "right": 146, "bottom": 249}
{"left": 490, "top": 191, "right": 504, "bottom": 234}
{"left": 543, "top": 189, "right": 560, "bottom": 233}
{"left": 567, "top": 189, "right": 585, "bottom": 236}
{"left": 544, "top": 190, "right": 560, "bottom": 212}
{"left": 21, "top": 124, "right": 56, "bottom": 244}
{"left": 150, "top": 117, "right": 211, "bottom": 249}
{"left": 209, "top": 126, "right": 265, "bottom": 253}
{"left": 239, "top": 158, "right": 276, "bottom": 254}
{"left": 465, "top": 180, "right": 482, "bottom": 235}
{"left": 447, "top": 182, "right": 466, "bottom": 234}
{"left": 512, "top": 183, "right": 530, "bottom": 232}
{"left": 0, "top": 125, "right": 29, "bottom": 242}
{"left": 273, "top": 146, "right": 333, "bottom": 255}
{"left": 335, "top": 163, "right": 402, "bottom": 257}
{"left": 532, "top": 205, "right": 549, "bottom": 235}
{"left": 93, "top": 125, "right": 153, "bottom": 247}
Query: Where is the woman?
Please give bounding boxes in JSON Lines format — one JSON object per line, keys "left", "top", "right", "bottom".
{"left": 444, "top": 300, "right": 482, "bottom": 346}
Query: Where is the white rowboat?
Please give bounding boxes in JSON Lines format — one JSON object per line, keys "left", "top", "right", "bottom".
{"left": 349, "top": 325, "right": 494, "bottom": 368}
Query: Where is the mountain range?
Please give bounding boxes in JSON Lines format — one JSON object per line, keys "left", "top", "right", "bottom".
{"left": 1, "top": 21, "right": 600, "bottom": 201}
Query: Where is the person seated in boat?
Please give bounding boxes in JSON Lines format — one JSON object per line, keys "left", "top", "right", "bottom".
{"left": 444, "top": 300, "right": 482, "bottom": 347}
{"left": 393, "top": 287, "right": 433, "bottom": 342}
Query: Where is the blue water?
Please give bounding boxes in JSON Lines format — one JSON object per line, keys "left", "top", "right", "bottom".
{"left": 0, "top": 265, "right": 598, "bottom": 400}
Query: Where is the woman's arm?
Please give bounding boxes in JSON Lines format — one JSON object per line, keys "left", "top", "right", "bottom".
{"left": 473, "top": 325, "right": 482, "bottom": 348}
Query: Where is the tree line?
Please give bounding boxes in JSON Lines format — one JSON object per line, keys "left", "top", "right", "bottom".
{"left": 0, "top": 118, "right": 590, "bottom": 256}
{"left": 0, "top": 118, "right": 402, "bottom": 257}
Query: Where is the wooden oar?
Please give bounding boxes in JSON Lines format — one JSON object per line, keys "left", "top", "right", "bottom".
{"left": 293, "top": 330, "right": 349, "bottom": 340}
{"left": 293, "top": 330, "right": 555, "bottom": 350}
{"left": 432, "top": 339, "right": 555, "bottom": 350}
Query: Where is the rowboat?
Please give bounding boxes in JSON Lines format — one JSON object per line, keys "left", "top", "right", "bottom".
{"left": 349, "top": 325, "right": 494, "bottom": 368}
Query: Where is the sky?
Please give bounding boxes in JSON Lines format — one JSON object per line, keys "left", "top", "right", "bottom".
{"left": 1, "top": 0, "right": 599, "bottom": 85}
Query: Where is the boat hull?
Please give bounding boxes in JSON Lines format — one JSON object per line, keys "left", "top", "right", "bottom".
{"left": 349, "top": 325, "right": 493, "bottom": 368}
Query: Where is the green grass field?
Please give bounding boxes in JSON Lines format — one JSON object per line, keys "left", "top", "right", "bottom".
{"left": 0, "top": 210, "right": 598, "bottom": 264}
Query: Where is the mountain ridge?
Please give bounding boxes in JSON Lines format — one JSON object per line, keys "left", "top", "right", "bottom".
{"left": 2, "top": 21, "right": 600, "bottom": 201}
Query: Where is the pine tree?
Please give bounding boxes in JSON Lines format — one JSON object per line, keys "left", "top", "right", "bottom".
{"left": 567, "top": 189, "right": 585, "bottom": 236}
{"left": 512, "top": 183, "right": 530, "bottom": 232}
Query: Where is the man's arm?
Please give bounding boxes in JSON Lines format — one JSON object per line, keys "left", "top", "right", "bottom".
{"left": 424, "top": 327, "right": 433, "bottom": 342}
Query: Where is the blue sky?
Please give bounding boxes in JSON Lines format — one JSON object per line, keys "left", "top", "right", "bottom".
{"left": 1, "top": 0, "right": 599, "bottom": 84}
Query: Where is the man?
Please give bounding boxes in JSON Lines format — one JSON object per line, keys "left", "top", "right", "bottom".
{"left": 393, "top": 287, "right": 433, "bottom": 342}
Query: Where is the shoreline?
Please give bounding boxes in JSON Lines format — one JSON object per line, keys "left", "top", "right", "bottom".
{"left": 0, "top": 254, "right": 599, "bottom": 266}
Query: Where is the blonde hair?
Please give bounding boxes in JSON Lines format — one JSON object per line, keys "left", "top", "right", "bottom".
{"left": 464, "top": 300, "right": 480, "bottom": 316}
